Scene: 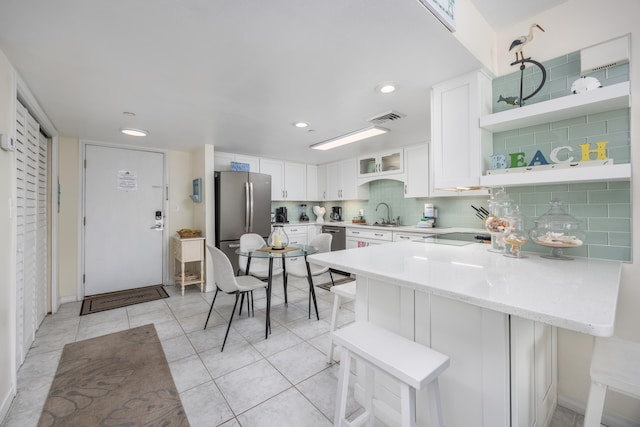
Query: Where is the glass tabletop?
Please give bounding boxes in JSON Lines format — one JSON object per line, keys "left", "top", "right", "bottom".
{"left": 236, "top": 244, "right": 318, "bottom": 258}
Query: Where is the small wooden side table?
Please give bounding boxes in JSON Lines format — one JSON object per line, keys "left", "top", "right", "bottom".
{"left": 172, "top": 235, "right": 205, "bottom": 296}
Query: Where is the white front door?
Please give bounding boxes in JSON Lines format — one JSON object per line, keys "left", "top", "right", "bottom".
{"left": 83, "top": 144, "right": 165, "bottom": 296}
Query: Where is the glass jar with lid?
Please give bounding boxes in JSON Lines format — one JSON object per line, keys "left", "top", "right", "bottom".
{"left": 268, "top": 225, "right": 289, "bottom": 250}
{"left": 529, "top": 199, "right": 585, "bottom": 260}
{"left": 503, "top": 205, "right": 528, "bottom": 258}
{"left": 484, "top": 188, "right": 514, "bottom": 253}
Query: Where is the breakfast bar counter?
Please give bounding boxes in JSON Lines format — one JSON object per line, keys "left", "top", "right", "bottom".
{"left": 308, "top": 240, "right": 622, "bottom": 427}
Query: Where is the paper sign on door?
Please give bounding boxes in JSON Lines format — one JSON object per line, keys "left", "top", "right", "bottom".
{"left": 117, "top": 170, "right": 138, "bottom": 191}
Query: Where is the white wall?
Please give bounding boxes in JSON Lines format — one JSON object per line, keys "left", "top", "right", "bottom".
{"left": 492, "top": 1, "right": 640, "bottom": 422}
{"left": 190, "top": 144, "right": 215, "bottom": 291}
{"left": 57, "top": 137, "right": 80, "bottom": 302}
{"left": 0, "top": 48, "right": 16, "bottom": 420}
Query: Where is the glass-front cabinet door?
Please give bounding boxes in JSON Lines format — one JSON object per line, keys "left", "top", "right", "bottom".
{"left": 358, "top": 150, "right": 403, "bottom": 177}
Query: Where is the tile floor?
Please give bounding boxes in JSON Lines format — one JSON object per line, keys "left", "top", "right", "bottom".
{"left": 2, "top": 273, "right": 585, "bottom": 427}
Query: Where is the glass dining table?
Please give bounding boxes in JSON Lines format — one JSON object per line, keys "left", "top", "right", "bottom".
{"left": 236, "top": 244, "right": 319, "bottom": 339}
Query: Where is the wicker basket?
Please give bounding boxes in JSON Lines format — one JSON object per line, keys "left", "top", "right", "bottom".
{"left": 177, "top": 230, "right": 201, "bottom": 238}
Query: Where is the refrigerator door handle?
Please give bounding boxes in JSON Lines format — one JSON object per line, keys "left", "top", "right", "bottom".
{"left": 245, "top": 182, "right": 250, "bottom": 233}
{"left": 249, "top": 182, "right": 255, "bottom": 232}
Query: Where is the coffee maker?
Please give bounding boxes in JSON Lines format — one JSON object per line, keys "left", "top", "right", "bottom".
{"left": 330, "top": 206, "right": 342, "bottom": 222}
{"left": 275, "top": 207, "right": 288, "bottom": 223}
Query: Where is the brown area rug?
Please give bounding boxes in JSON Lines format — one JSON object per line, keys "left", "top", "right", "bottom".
{"left": 38, "top": 324, "right": 189, "bottom": 427}
{"left": 80, "top": 285, "right": 169, "bottom": 316}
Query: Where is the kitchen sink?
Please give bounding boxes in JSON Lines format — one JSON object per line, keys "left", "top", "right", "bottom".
{"left": 366, "top": 222, "right": 400, "bottom": 227}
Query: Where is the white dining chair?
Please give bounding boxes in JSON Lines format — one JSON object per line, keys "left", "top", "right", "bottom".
{"left": 204, "top": 245, "right": 267, "bottom": 351}
{"left": 239, "top": 233, "right": 286, "bottom": 306}
{"left": 286, "top": 233, "right": 334, "bottom": 319}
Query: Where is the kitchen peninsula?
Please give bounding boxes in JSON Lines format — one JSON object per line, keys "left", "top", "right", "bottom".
{"left": 308, "top": 240, "right": 622, "bottom": 427}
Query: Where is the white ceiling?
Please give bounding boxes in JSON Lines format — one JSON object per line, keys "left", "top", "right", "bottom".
{"left": 0, "top": 0, "right": 564, "bottom": 164}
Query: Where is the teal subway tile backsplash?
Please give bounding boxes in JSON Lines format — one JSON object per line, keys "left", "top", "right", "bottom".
{"left": 270, "top": 50, "right": 631, "bottom": 263}
{"left": 273, "top": 177, "right": 631, "bottom": 262}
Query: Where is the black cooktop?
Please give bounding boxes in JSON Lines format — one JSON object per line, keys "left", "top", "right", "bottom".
{"left": 436, "top": 232, "right": 491, "bottom": 243}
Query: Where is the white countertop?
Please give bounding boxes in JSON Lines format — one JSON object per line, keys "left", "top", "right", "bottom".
{"left": 308, "top": 240, "right": 622, "bottom": 337}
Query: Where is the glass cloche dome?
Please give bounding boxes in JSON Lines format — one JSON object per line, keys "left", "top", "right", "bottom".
{"left": 529, "top": 199, "right": 585, "bottom": 260}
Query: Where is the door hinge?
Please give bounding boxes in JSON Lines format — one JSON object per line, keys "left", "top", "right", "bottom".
{"left": 84, "top": 216, "right": 86, "bottom": 226}
{"left": 82, "top": 274, "right": 85, "bottom": 284}
{"left": 84, "top": 159, "right": 86, "bottom": 168}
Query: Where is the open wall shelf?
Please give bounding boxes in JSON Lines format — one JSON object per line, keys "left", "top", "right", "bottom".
{"left": 479, "top": 82, "right": 630, "bottom": 133}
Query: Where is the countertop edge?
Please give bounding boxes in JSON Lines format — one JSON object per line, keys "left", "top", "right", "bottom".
{"left": 308, "top": 242, "right": 622, "bottom": 337}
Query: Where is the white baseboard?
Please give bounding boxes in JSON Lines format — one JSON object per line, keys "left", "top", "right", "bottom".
{"left": 558, "top": 395, "right": 640, "bottom": 427}
{"left": 58, "top": 295, "right": 79, "bottom": 306}
{"left": 0, "top": 384, "right": 17, "bottom": 424}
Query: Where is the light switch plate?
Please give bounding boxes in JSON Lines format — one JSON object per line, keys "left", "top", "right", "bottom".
{"left": 0, "top": 134, "right": 16, "bottom": 152}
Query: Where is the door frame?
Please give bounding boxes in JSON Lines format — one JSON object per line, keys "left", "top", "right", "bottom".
{"left": 79, "top": 140, "right": 169, "bottom": 299}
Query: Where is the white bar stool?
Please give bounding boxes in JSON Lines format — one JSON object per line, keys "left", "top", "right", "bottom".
{"left": 584, "top": 336, "right": 640, "bottom": 427}
{"left": 332, "top": 322, "right": 450, "bottom": 427}
{"left": 327, "top": 281, "right": 357, "bottom": 364}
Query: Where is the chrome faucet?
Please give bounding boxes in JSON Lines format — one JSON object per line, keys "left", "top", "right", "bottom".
{"left": 376, "top": 202, "right": 391, "bottom": 224}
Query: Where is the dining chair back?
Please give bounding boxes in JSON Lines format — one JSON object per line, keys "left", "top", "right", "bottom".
{"left": 288, "top": 233, "right": 333, "bottom": 278}
{"left": 204, "top": 245, "right": 267, "bottom": 351}
{"left": 239, "top": 233, "right": 284, "bottom": 277}
{"left": 286, "top": 233, "right": 334, "bottom": 320}
{"left": 239, "top": 232, "right": 289, "bottom": 304}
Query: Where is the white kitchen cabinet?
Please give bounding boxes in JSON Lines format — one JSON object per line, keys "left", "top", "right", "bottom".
{"left": 316, "top": 164, "right": 327, "bottom": 201}
{"left": 307, "top": 224, "right": 321, "bottom": 242}
{"left": 283, "top": 224, "right": 308, "bottom": 265}
{"left": 306, "top": 164, "right": 318, "bottom": 201}
{"left": 355, "top": 276, "right": 555, "bottom": 427}
{"left": 357, "top": 149, "right": 404, "bottom": 184}
{"left": 326, "top": 158, "right": 369, "bottom": 201}
{"left": 430, "top": 70, "right": 491, "bottom": 197}
{"left": 346, "top": 227, "right": 392, "bottom": 248}
{"left": 393, "top": 231, "right": 430, "bottom": 242}
{"left": 478, "top": 81, "right": 631, "bottom": 187}
{"left": 214, "top": 151, "right": 259, "bottom": 172}
{"left": 403, "top": 143, "right": 429, "bottom": 198}
{"left": 260, "top": 158, "right": 307, "bottom": 201}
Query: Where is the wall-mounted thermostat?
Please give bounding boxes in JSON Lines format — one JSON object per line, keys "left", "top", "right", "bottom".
{"left": 0, "top": 134, "right": 16, "bottom": 152}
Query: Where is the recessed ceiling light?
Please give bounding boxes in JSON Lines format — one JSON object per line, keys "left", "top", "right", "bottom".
{"left": 375, "top": 82, "right": 397, "bottom": 94}
{"left": 294, "top": 122, "right": 309, "bottom": 128}
{"left": 120, "top": 127, "right": 148, "bottom": 137}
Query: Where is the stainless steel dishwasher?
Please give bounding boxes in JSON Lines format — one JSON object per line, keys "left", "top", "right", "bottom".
{"left": 321, "top": 224, "right": 349, "bottom": 277}
{"left": 321, "top": 225, "right": 345, "bottom": 251}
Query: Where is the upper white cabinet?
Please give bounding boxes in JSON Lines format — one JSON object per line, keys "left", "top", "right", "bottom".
{"left": 214, "top": 152, "right": 259, "bottom": 172}
{"left": 478, "top": 81, "right": 631, "bottom": 187}
{"left": 357, "top": 149, "right": 404, "bottom": 183}
{"left": 316, "top": 164, "right": 327, "bottom": 201}
{"left": 403, "top": 143, "right": 429, "bottom": 198}
{"left": 430, "top": 70, "right": 491, "bottom": 197}
{"left": 326, "top": 158, "right": 369, "bottom": 201}
{"left": 259, "top": 159, "right": 307, "bottom": 201}
{"left": 306, "top": 164, "right": 319, "bottom": 201}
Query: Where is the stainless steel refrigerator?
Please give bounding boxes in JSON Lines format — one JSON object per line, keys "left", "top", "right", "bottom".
{"left": 215, "top": 171, "right": 272, "bottom": 273}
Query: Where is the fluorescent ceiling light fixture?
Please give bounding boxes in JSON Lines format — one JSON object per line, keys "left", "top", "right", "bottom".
{"left": 294, "top": 121, "right": 309, "bottom": 128}
{"left": 310, "top": 125, "right": 388, "bottom": 151}
{"left": 120, "top": 127, "right": 148, "bottom": 137}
